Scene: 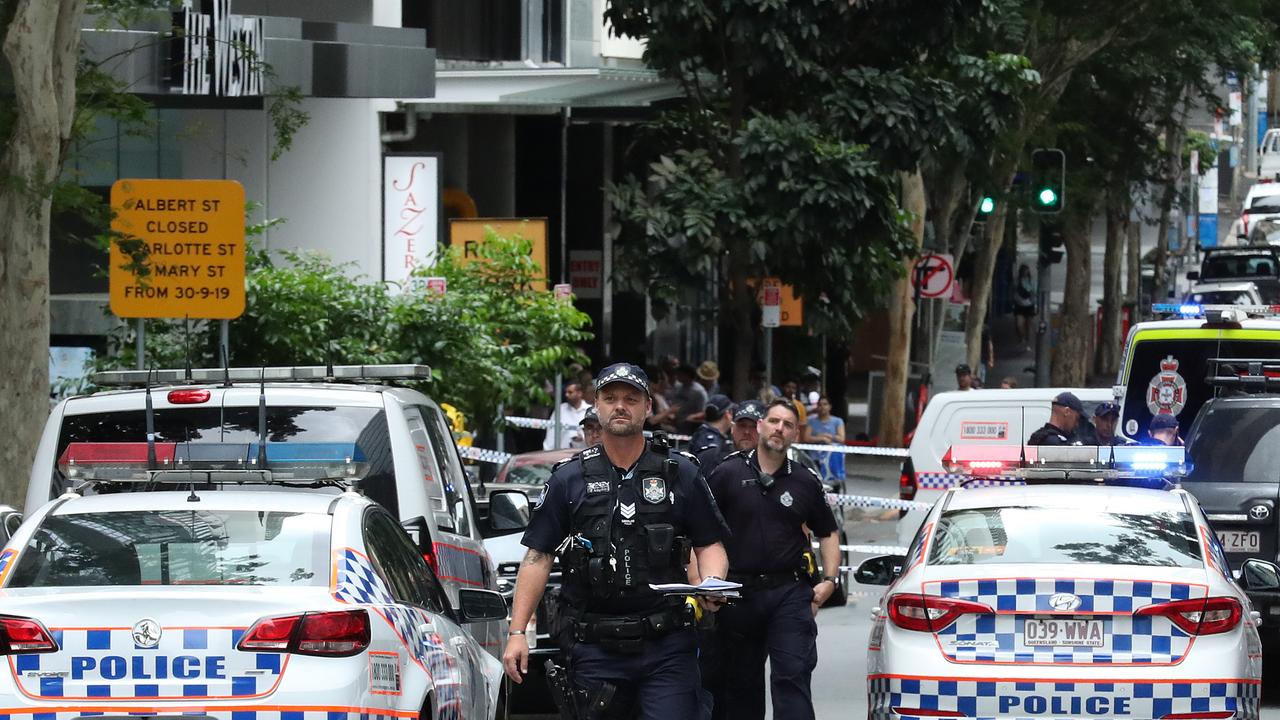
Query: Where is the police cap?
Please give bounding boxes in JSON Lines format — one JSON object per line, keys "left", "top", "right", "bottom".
{"left": 734, "top": 399, "right": 766, "bottom": 422}
{"left": 595, "top": 363, "right": 650, "bottom": 396}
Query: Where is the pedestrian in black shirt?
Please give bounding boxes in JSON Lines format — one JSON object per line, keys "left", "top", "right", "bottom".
{"left": 1027, "top": 391, "right": 1084, "bottom": 446}
{"left": 693, "top": 394, "right": 734, "bottom": 471}
{"left": 706, "top": 400, "right": 841, "bottom": 720}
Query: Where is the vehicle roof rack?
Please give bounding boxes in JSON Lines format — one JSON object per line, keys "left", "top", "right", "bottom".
{"left": 1205, "top": 357, "right": 1280, "bottom": 392}
{"left": 91, "top": 364, "right": 432, "bottom": 387}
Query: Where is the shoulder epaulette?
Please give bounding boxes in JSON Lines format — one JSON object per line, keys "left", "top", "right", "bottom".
{"left": 676, "top": 449, "right": 701, "bottom": 467}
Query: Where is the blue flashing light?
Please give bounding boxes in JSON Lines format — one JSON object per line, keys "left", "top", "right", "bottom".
{"left": 259, "top": 443, "right": 368, "bottom": 463}
{"left": 1179, "top": 304, "right": 1201, "bottom": 316}
{"left": 1151, "top": 303, "right": 1202, "bottom": 317}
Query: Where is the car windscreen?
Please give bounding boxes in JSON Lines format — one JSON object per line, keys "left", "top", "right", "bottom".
{"left": 928, "top": 506, "right": 1202, "bottom": 567}
{"left": 54, "top": 406, "right": 398, "bottom": 511}
{"left": 1186, "top": 291, "right": 1254, "bottom": 305}
{"left": 1185, "top": 404, "right": 1280, "bottom": 483}
{"left": 1250, "top": 196, "right": 1280, "bottom": 212}
{"left": 1121, "top": 338, "right": 1280, "bottom": 441}
{"left": 1200, "top": 254, "right": 1279, "bottom": 280}
{"left": 501, "top": 462, "right": 556, "bottom": 488}
{"left": 7, "top": 510, "right": 331, "bottom": 587}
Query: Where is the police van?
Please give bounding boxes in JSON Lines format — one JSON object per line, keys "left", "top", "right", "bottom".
{"left": 26, "top": 365, "right": 523, "bottom": 667}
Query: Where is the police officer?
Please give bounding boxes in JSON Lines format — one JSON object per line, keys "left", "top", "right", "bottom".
{"left": 1092, "top": 402, "right": 1122, "bottom": 445}
{"left": 1146, "top": 413, "right": 1183, "bottom": 446}
{"left": 580, "top": 406, "right": 603, "bottom": 447}
{"left": 706, "top": 400, "right": 841, "bottom": 720}
{"left": 503, "top": 363, "right": 730, "bottom": 718}
{"left": 1027, "top": 391, "right": 1084, "bottom": 446}
{"left": 692, "top": 395, "right": 734, "bottom": 471}
{"left": 730, "top": 400, "right": 764, "bottom": 451}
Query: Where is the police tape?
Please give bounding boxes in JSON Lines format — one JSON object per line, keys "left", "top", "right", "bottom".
{"left": 827, "top": 493, "right": 931, "bottom": 512}
{"left": 814, "top": 541, "right": 910, "bottom": 555}
{"left": 503, "top": 416, "right": 906, "bottom": 457}
{"left": 457, "top": 446, "right": 513, "bottom": 464}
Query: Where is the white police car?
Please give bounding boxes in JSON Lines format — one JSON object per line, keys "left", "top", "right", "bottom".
{"left": 858, "top": 447, "right": 1269, "bottom": 720}
{"left": 0, "top": 488, "right": 507, "bottom": 720}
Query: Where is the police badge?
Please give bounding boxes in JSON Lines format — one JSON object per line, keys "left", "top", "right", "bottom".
{"left": 642, "top": 476, "right": 667, "bottom": 504}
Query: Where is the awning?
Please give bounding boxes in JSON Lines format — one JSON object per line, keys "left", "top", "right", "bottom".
{"left": 402, "top": 66, "right": 681, "bottom": 114}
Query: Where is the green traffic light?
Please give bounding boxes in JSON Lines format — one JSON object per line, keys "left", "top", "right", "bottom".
{"left": 979, "top": 197, "right": 995, "bottom": 214}
{"left": 1038, "top": 188, "right": 1058, "bottom": 206}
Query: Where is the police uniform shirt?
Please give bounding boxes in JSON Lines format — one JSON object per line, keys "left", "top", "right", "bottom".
{"left": 521, "top": 445, "right": 729, "bottom": 609}
{"left": 696, "top": 442, "right": 734, "bottom": 476}
{"left": 690, "top": 423, "right": 728, "bottom": 457}
{"left": 1027, "top": 422, "right": 1074, "bottom": 446}
{"left": 706, "top": 450, "right": 838, "bottom": 575}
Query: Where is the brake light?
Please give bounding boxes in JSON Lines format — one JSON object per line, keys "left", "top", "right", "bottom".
{"left": 0, "top": 617, "right": 58, "bottom": 654}
{"left": 238, "top": 610, "right": 369, "bottom": 657}
{"left": 423, "top": 548, "right": 439, "bottom": 574}
{"left": 887, "top": 594, "right": 992, "bottom": 632}
{"left": 1242, "top": 212, "right": 1251, "bottom": 234}
{"left": 899, "top": 469, "right": 916, "bottom": 501}
{"left": 1135, "top": 597, "right": 1241, "bottom": 636}
{"left": 1162, "top": 713, "right": 1236, "bottom": 720}
{"left": 167, "top": 389, "right": 211, "bottom": 404}
{"left": 892, "top": 709, "right": 964, "bottom": 718}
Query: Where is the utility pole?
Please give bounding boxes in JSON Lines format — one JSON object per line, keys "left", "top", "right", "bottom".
{"left": 1247, "top": 66, "right": 1260, "bottom": 176}
{"left": 1035, "top": 220, "right": 1063, "bottom": 388}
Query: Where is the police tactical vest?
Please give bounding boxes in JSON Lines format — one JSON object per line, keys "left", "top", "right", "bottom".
{"left": 561, "top": 442, "right": 690, "bottom": 612}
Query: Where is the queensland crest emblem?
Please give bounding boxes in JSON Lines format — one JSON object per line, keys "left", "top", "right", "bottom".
{"left": 1146, "top": 355, "right": 1187, "bottom": 416}
{"left": 642, "top": 476, "right": 667, "bottom": 504}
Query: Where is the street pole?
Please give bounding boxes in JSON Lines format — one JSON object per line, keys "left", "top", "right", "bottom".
{"left": 135, "top": 319, "right": 145, "bottom": 371}
{"left": 1248, "top": 66, "right": 1260, "bottom": 176}
{"left": 764, "top": 327, "right": 774, "bottom": 392}
{"left": 552, "top": 373, "right": 563, "bottom": 450}
{"left": 1035, "top": 223, "right": 1052, "bottom": 388}
{"left": 496, "top": 403, "right": 505, "bottom": 454}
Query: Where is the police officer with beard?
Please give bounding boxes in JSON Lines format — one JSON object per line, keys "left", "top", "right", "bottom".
{"left": 706, "top": 400, "right": 841, "bottom": 720}
{"left": 504, "top": 363, "right": 730, "bottom": 718}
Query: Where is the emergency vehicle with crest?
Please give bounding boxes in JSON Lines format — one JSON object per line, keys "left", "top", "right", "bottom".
{"left": 0, "top": 458, "right": 510, "bottom": 719}
{"left": 859, "top": 445, "right": 1270, "bottom": 720}
{"left": 25, "top": 365, "right": 526, "bottom": 671}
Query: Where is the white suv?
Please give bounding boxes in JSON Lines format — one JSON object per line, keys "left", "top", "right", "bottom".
{"left": 26, "top": 365, "right": 521, "bottom": 664}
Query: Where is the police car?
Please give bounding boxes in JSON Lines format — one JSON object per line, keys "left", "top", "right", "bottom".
{"left": 0, "top": 487, "right": 508, "bottom": 720}
{"left": 859, "top": 446, "right": 1270, "bottom": 720}
{"left": 27, "top": 365, "right": 517, "bottom": 662}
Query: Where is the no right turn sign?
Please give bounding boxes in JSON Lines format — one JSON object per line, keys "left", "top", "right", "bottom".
{"left": 911, "top": 253, "right": 954, "bottom": 299}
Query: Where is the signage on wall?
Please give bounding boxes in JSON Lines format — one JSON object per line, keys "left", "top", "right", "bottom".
{"left": 383, "top": 154, "right": 441, "bottom": 292}
{"left": 450, "top": 218, "right": 549, "bottom": 291}
{"left": 568, "top": 250, "right": 602, "bottom": 299}
{"left": 173, "top": 0, "right": 265, "bottom": 97}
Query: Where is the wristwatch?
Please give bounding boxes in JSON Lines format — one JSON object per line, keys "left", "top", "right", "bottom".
{"left": 821, "top": 575, "right": 841, "bottom": 587}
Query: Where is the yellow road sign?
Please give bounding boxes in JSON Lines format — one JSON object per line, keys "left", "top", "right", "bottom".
{"left": 450, "top": 218, "right": 548, "bottom": 291}
{"left": 109, "top": 179, "right": 246, "bottom": 319}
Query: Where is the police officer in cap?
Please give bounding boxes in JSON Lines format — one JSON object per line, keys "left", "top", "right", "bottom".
{"left": 1027, "top": 391, "right": 1085, "bottom": 446}
{"left": 693, "top": 394, "right": 735, "bottom": 471}
{"left": 580, "top": 406, "right": 603, "bottom": 447}
{"left": 504, "top": 363, "right": 730, "bottom": 718}
{"left": 706, "top": 399, "right": 841, "bottom": 720}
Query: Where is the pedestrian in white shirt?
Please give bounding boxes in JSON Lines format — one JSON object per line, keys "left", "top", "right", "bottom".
{"left": 543, "top": 380, "right": 592, "bottom": 449}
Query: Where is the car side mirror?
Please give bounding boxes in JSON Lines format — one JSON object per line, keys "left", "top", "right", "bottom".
{"left": 457, "top": 588, "right": 509, "bottom": 623}
{"left": 486, "top": 489, "right": 530, "bottom": 535}
{"left": 854, "top": 554, "right": 907, "bottom": 586}
{"left": 1186, "top": 271, "right": 1200, "bottom": 281}
{"left": 1239, "top": 558, "right": 1280, "bottom": 592}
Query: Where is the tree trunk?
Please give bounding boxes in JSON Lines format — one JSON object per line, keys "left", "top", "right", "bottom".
{"left": 880, "top": 170, "right": 926, "bottom": 448}
{"left": 1154, "top": 105, "right": 1187, "bottom": 298}
{"left": 728, "top": 258, "right": 754, "bottom": 400}
{"left": 1126, "top": 215, "right": 1141, "bottom": 305}
{"left": 1098, "top": 187, "right": 1128, "bottom": 376}
{"left": 0, "top": 0, "right": 85, "bottom": 505}
{"left": 1051, "top": 207, "right": 1094, "bottom": 386}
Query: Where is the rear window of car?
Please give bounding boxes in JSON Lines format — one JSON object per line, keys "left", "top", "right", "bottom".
{"left": 928, "top": 506, "right": 1202, "bottom": 567}
{"left": 1201, "top": 253, "right": 1279, "bottom": 280}
{"left": 54, "top": 406, "right": 399, "bottom": 510}
{"left": 498, "top": 462, "right": 557, "bottom": 487}
{"left": 8, "top": 510, "right": 331, "bottom": 587}
{"left": 1185, "top": 405, "right": 1280, "bottom": 483}
{"left": 1186, "top": 290, "right": 1255, "bottom": 305}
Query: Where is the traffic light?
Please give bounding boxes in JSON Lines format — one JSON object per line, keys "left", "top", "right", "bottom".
{"left": 979, "top": 196, "right": 995, "bottom": 214}
{"left": 1039, "top": 225, "right": 1064, "bottom": 264}
{"left": 1029, "top": 148, "right": 1065, "bottom": 214}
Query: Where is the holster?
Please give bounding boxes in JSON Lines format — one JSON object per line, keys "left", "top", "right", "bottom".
{"left": 544, "top": 659, "right": 619, "bottom": 720}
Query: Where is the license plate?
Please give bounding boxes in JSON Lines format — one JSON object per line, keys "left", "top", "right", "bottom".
{"left": 1218, "top": 530, "right": 1261, "bottom": 553}
{"left": 1022, "top": 618, "right": 1105, "bottom": 647}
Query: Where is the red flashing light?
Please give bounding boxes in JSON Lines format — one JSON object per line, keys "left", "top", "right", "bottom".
{"left": 1136, "top": 597, "right": 1241, "bottom": 636}
{"left": 899, "top": 470, "right": 917, "bottom": 501}
{"left": 57, "top": 442, "right": 177, "bottom": 467}
{"left": 167, "top": 389, "right": 211, "bottom": 404}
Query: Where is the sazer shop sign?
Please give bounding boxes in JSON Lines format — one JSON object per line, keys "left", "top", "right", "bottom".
{"left": 172, "top": 0, "right": 264, "bottom": 97}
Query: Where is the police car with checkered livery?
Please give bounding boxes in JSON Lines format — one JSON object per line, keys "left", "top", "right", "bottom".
{"left": 0, "top": 488, "right": 508, "bottom": 720}
{"left": 858, "top": 446, "right": 1272, "bottom": 720}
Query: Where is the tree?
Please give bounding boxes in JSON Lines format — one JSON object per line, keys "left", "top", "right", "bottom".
{"left": 0, "top": 0, "right": 86, "bottom": 502}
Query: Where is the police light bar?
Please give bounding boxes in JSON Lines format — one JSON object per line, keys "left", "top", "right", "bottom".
{"left": 90, "top": 364, "right": 432, "bottom": 387}
{"left": 946, "top": 445, "right": 1185, "bottom": 479}
{"left": 1152, "top": 303, "right": 1280, "bottom": 320}
{"left": 57, "top": 442, "right": 369, "bottom": 483}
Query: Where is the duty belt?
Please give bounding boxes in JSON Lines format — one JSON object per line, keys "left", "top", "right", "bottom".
{"left": 728, "top": 570, "right": 803, "bottom": 589}
{"left": 573, "top": 607, "right": 693, "bottom": 651}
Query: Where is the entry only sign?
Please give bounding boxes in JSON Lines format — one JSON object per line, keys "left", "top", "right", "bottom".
{"left": 109, "top": 179, "right": 246, "bottom": 319}
{"left": 911, "top": 253, "right": 954, "bottom": 299}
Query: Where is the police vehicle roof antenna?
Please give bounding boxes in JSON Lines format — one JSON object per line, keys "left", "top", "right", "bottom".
{"left": 256, "top": 367, "right": 268, "bottom": 471}
{"left": 221, "top": 342, "right": 231, "bottom": 389}
{"left": 184, "top": 425, "right": 200, "bottom": 503}
{"left": 182, "top": 315, "right": 193, "bottom": 384}
{"left": 325, "top": 336, "right": 336, "bottom": 381}
{"left": 1018, "top": 405, "right": 1027, "bottom": 468}
{"left": 145, "top": 366, "right": 158, "bottom": 471}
